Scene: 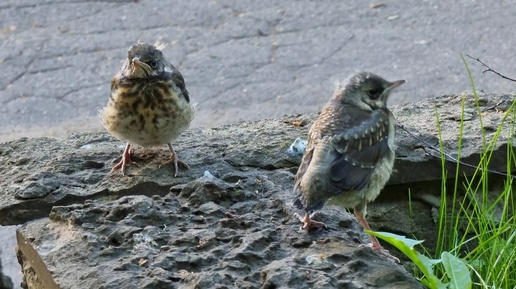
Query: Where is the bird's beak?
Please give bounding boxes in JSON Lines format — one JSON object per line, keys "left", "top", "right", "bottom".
{"left": 130, "top": 57, "right": 149, "bottom": 77}
{"left": 386, "top": 79, "right": 406, "bottom": 91}
{"left": 382, "top": 79, "right": 405, "bottom": 97}
{"left": 132, "top": 57, "right": 143, "bottom": 67}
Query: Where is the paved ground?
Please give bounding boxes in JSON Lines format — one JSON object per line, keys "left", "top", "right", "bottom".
{"left": 1, "top": 0, "right": 515, "bottom": 287}
{"left": 1, "top": 0, "right": 515, "bottom": 143}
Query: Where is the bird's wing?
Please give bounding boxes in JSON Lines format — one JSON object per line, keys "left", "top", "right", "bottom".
{"left": 329, "top": 108, "right": 391, "bottom": 190}
{"left": 292, "top": 130, "right": 317, "bottom": 210}
{"left": 294, "top": 145, "right": 313, "bottom": 184}
{"left": 169, "top": 65, "right": 190, "bottom": 102}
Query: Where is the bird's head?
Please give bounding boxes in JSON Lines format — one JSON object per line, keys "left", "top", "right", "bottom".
{"left": 121, "top": 42, "right": 169, "bottom": 78}
{"left": 335, "top": 72, "right": 405, "bottom": 111}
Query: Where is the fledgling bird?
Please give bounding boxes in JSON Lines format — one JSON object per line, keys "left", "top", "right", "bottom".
{"left": 292, "top": 71, "right": 405, "bottom": 261}
{"left": 101, "top": 41, "right": 194, "bottom": 176}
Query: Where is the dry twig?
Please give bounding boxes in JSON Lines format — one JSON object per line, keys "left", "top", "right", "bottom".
{"left": 466, "top": 54, "right": 516, "bottom": 83}
{"left": 397, "top": 124, "right": 514, "bottom": 178}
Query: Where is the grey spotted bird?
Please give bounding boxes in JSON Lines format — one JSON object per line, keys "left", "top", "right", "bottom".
{"left": 292, "top": 71, "right": 405, "bottom": 260}
{"left": 101, "top": 41, "right": 194, "bottom": 176}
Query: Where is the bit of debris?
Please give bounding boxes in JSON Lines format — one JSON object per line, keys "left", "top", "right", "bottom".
{"left": 369, "top": 3, "right": 386, "bottom": 9}
{"left": 286, "top": 137, "right": 307, "bottom": 156}
{"left": 138, "top": 258, "right": 148, "bottom": 266}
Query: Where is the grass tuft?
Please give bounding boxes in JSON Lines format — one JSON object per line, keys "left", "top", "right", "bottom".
{"left": 378, "top": 54, "right": 516, "bottom": 288}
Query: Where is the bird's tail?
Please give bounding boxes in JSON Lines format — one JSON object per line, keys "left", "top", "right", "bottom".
{"left": 292, "top": 181, "right": 306, "bottom": 210}
{"left": 292, "top": 187, "right": 325, "bottom": 212}
{"left": 292, "top": 195, "right": 305, "bottom": 210}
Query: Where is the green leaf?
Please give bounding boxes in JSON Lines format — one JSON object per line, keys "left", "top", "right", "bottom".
{"left": 367, "top": 231, "right": 447, "bottom": 289}
{"left": 441, "top": 252, "right": 472, "bottom": 289}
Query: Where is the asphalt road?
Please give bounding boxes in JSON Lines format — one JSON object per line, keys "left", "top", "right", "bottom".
{"left": 1, "top": 0, "right": 515, "bottom": 287}
{"left": 1, "top": 0, "right": 515, "bottom": 143}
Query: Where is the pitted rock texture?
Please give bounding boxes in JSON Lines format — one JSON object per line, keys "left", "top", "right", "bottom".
{"left": 20, "top": 181, "right": 421, "bottom": 289}
{"left": 2, "top": 93, "right": 513, "bottom": 226}
{"left": 2, "top": 93, "right": 515, "bottom": 288}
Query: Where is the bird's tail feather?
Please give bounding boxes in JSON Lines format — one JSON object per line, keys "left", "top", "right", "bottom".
{"left": 293, "top": 192, "right": 326, "bottom": 212}
{"left": 292, "top": 196, "right": 305, "bottom": 210}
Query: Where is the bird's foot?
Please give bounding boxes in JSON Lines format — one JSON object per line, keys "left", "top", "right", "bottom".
{"left": 353, "top": 209, "right": 400, "bottom": 262}
{"left": 294, "top": 211, "right": 327, "bottom": 230}
{"left": 111, "top": 144, "right": 139, "bottom": 175}
{"left": 160, "top": 144, "right": 189, "bottom": 177}
{"left": 159, "top": 158, "right": 189, "bottom": 177}
{"left": 359, "top": 242, "right": 400, "bottom": 263}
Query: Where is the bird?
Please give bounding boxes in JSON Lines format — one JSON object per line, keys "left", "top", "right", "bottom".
{"left": 292, "top": 71, "right": 405, "bottom": 261}
{"left": 101, "top": 41, "right": 194, "bottom": 177}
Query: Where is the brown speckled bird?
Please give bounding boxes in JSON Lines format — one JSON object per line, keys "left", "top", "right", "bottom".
{"left": 292, "top": 71, "right": 405, "bottom": 261}
{"left": 101, "top": 41, "right": 194, "bottom": 176}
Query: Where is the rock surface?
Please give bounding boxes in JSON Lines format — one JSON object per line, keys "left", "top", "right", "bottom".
{"left": 1, "top": 93, "right": 514, "bottom": 288}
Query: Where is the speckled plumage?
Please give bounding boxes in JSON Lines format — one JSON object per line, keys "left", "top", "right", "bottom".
{"left": 101, "top": 42, "right": 194, "bottom": 176}
{"left": 292, "top": 71, "right": 405, "bottom": 261}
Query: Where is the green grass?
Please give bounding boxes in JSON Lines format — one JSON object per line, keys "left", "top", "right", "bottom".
{"left": 437, "top": 54, "right": 516, "bottom": 289}
{"left": 374, "top": 55, "right": 516, "bottom": 289}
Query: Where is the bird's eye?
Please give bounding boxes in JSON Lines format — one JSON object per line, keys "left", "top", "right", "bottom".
{"left": 149, "top": 60, "right": 157, "bottom": 68}
{"left": 367, "top": 88, "right": 382, "bottom": 99}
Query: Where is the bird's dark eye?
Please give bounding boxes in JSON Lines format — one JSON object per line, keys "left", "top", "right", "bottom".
{"left": 149, "top": 60, "right": 157, "bottom": 68}
{"left": 367, "top": 88, "right": 383, "bottom": 99}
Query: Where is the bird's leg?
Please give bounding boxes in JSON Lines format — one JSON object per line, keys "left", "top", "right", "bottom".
{"left": 354, "top": 208, "right": 400, "bottom": 263}
{"left": 111, "top": 143, "right": 139, "bottom": 175}
{"left": 159, "top": 143, "right": 189, "bottom": 177}
{"left": 294, "top": 210, "right": 327, "bottom": 230}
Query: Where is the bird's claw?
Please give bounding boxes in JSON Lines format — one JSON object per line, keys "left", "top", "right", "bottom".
{"left": 359, "top": 243, "right": 400, "bottom": 263}
{"left": 158, "top": 144, "right": 189, "bottom": 177}
{"left": 111, "top": 145, "right": 139, "bottom": 175}
{"left": 159, "top": 156, "right": 189, "bottom": 177}
{"left": 294, "top": 212, "right": 327, "bottom": 230}
{"left": 111, "top": 159, "right": 139, "bottom": 175}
